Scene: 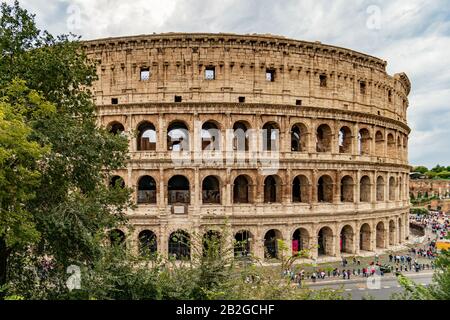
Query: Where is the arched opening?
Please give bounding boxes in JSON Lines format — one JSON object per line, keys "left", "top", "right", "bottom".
{"left": 340, "top": 225, "right": 354, "bottom": 254}
{"left": 389, "top": 220, "right": 396, "bottom": 246}
{"left": 375, "top": 131, "right": 384, "bottom": 156}
{"left": 201, "top": 121, "right": 220, "bottom": 151}
{"left": 292, "top": 228, "right": 309, "bottom": 255}
{"left": 318, "top": 175, "right": 333, "bottom": 203}
{"left": 387, "top": 133, "right": 395, "bottom": 158}
{"left": 339, "top": 126, "right": 352, "bottom": 154}
{"left": 389, "top": 177, "right": 396, "bottom": 201}
{"left": 233, "top": 121, "right": 249, "bottom": 151}
{"left": 137, "top": 175, "right": 157, "bottom": 204}
{"left": 358, "top": 128, "right": 370, "bottom": 155}
{"left": 262, "top": 122, "right": 279, "bottom": 151}
{"left": 264, "top": 229, "right": 282, "bottom": 259}
{"left": 340, "top": 176, "right": 354, "bottom": 202}
{"left": 316, "top": 124, "right": 332, "bottom": 153}
{"left": 233, "top": 175, "right": 251, "bottom": 203}
{"left": 202, "top": 176, "right": 221, "bottom": 204}
{"left": 167, "top": 121, "right": 189, "bottom": 151}
{"left": 292, "top": 175, "right": 310, "bottom": 203}
{"left": 110, "top": 175, "right": 125, "bottom": 189}
{"left": 291, "top": 123, "right": 307, "bottom": 152}
{"left": 109, "top": 122, "right": 125, "bottom": 135}
{"left": 168, "top": 230, "right": 191, "bottom": 260}
{"left": 137, "top": 122, "right": 156, "bottom": 151}
{"left": 318, "top": 227, "right": 334, "bottom": 256}
{"left": 359, "top": 224, "right": 371, "bottom": 251}
{"left": 376, "top": 222, "right": 385, "bottom": 249}
{"left": 360, "top": 176, "right": 371, "bottom": 203}
{"left": 234, "top": 230, "right": 252, "bottom": 258}
{"left": 264, "top": 175, "right": 281, "bottom": 203}
{"left": 109, "top": 229, "right": 125, "bottom": 247}
{"left": 376, "top": 176, "right": 385, "bottom": 201}
{"left": 138, "top": 230, "right": 157, "bottom": 256}
{"left": 398, "top": 218, "right": 403, "bottom": 243}
{"left": 203, "top": 230, "right": 222, "bottom": 258}
{"left": 168, "top": 175, "right": 190, "bottom": 204}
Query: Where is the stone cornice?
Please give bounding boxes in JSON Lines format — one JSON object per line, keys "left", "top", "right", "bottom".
{"left": 82, "top": 33, "right": 387, "bottom": 71}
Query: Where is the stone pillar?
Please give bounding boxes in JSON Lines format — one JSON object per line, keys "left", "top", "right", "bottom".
{"left": 335, "top": 234, "right": 341, "bottom": 258}
{"left": 333, "top": 171, "right": 340, "bottom": 204}
{"left": 128, "top": 115, "right": 135, "bottom": 152}
{"left": 355, "top": 228, "right": 361, "bottom": 255}
{"left": 160, "top": 169, "right": 167, "bottom": 207}
{"left": 355, "top": 170, "right": 361, "bottom": 203}
{"left": 193, "top": 168, "right": 200, "bottom": 208}
{"left": 159, "top": 227, "right": 168, "bottom": 259}
{"left": 370, "top": 222, "right": 376, "bottom": 251}
{"left": 311, "top": 170, "right": 318, "bottom": 203}
{"left": 310, "top": 235, "right": 318, "bottom": 260}
{"left": 157, "top": 114, "right": 164, "bottom": 152}
{"left": 371, "top": 170, "right": 377, "bottom": 205}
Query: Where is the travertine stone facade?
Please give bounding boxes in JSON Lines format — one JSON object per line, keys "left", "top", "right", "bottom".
{"left": 84, "top": 33, "right": 411, "bottom": 261}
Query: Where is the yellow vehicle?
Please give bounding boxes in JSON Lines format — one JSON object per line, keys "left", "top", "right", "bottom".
{"left": 436, "top": 240, "right": 450, "bottom": 251}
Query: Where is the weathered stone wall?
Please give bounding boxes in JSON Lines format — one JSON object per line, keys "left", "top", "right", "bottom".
{"left": 85, "top": 33, "right": 411, "bottom": 261}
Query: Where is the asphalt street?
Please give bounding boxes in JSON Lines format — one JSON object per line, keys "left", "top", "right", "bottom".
{"left": 307, "top": 271, "right": 434, "bottom": 300}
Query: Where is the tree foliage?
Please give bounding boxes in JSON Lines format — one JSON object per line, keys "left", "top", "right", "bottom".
{"left": 393, "top": 250, "right": 450, "bottom": 300}
{"left": 0, "top": 0, "right": 131, "bottom": 295}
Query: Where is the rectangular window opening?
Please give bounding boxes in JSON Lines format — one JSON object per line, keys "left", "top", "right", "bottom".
{"left": 360, "top": 81, "right": 366, "bottom": 94}
{"left": 319, "top": 74, "right": 327, "bottom": 87}
{"left": 205, "top": 67, "right": 215, "bottom": 80}
{"left": 266, "top": 69, "right": 275, "bottom": 82}
{"left": 238, "top": 96, "right": 246, "bottom": 103}
{"left": 111, "top": 98, "right": 118, "bottom": 105}
{"left": 296, "top": 99, "right": 302, "bottom": 106}
{"left": 140, "top": 67, "right": 150, "bottom": 81}
{"left": 174, "top": 95, "right": 182, "bottom": 103}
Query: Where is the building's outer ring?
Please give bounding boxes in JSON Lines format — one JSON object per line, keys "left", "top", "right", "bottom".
{"left": 85, "top": 33, "right": 411, "bottom": 261}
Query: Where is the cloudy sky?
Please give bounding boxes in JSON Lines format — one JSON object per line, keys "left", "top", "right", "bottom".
{"left": 7, "top": 0, "right": 450, "bottom": 168}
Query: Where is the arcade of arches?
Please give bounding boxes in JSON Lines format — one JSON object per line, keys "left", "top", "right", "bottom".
{"left": 112, "top": 214, "right": 408, "bottom": 261}
{"left": 92, "top": 33, "right": 411, "bottom": 265}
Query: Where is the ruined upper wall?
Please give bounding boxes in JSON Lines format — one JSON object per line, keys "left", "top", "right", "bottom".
{"left": 83, "top": 33, "right": 411, "bottom": 123}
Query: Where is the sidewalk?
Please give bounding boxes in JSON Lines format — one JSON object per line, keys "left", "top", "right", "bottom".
{"left": 304, "top": 270, "right": 434, "bottom": 287}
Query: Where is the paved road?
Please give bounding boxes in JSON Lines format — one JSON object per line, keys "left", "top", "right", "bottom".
{"left": 307, "top": 271, "right": 434, "bottom": 300}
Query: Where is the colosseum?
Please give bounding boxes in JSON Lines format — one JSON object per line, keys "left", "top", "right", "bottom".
{"left": 83, "top": 33, "right": 412, "bottom": 262}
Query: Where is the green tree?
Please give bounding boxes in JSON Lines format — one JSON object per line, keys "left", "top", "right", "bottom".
{"left": 0, "top": 81, "right": 53, "bottom": 291}
{"left": 414, "top": 166, "right": 428, "bottom": 174}
{"left": 393, "top": 250, "right": 450, "bottom": 300}
{"left": 0, "top": 1, "right": 132, "bottom": 296}
{"left": 437, "top": 171, "right": 450, "bottom": 179}
{"left": 431, "top": 165, "right": 445, "bottom": 173}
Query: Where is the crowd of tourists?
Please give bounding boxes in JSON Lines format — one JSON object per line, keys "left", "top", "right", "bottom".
{"left": 286, "top": 212, "right": 448, "bottom": 285}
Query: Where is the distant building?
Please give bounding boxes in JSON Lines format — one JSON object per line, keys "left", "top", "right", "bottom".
{"left": 410, "top": 179, "right": 450, "bottom": 198}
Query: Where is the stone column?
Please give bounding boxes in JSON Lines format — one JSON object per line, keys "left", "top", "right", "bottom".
{"left": 159, "top": 227, "right": 169, "bottom": 259}
{"left": 370, "top": 222, "right": 376, "bottom": 251}
{"left": 311, "top": 170, "right": 318, "bottom": 203}
{"left": 355, "top": 228, "right": 361, "bottom": 255}
{"left": 310, "top": 235, "right": 318, "bottom": 260}
{"left": 159, "top": 168, "right": 166, "bottom": 207}
{"left": 157, "top": 114, "right": 164, "bottom": 152}
{"left": 193, "top": 168, "right": 200, "bottom": 208}
{"left": 335, "top": 234, "right": 342, "bottom": 258}
{"left": 333, "top": 171, "right": 340, "bottom": 204}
